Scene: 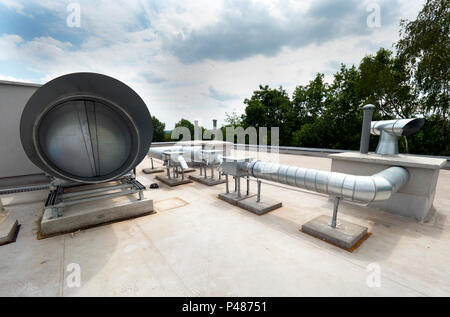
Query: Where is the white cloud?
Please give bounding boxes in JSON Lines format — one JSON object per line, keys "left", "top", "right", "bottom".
{"left": 0, "top": 0, "right": 426, "bottom": 128}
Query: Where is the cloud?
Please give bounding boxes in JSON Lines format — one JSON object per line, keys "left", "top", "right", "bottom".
{"left": 0, "top": 0, "right": 424, "bottom": 127}
{"left": 162, "top": 0, "right": 403, "bottom": 63}
{"left": 208, "top": 86, "right": 240, "bottom": 101}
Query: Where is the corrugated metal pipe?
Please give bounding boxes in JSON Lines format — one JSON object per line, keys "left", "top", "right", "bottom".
{"left": 242, "top": 161, "right": 409, "bottom": 203}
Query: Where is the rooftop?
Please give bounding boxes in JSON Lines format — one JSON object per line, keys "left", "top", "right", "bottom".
{"left": 0, "top": 150, "right": 449, "bottom": 296}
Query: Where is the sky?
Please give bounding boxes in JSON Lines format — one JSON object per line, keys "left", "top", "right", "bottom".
{"left": 0, "top": 0, "right": 426, "bottom": 129}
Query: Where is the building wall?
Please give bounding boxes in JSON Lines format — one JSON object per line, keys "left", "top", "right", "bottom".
{"left": 0, "top": 81, "right": 42, "bottom": 178}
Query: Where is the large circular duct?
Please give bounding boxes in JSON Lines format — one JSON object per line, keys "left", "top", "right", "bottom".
{"left": 20, "top": 72, "right": 153, "bottom": 184}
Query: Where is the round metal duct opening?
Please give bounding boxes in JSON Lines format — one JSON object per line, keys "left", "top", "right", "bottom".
{"left": 20, "top": 73, "right": 153, "bottom": 183}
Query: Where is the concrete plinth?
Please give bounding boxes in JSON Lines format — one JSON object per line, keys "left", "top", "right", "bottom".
{"left": 237, "top": 196, "right": 282, "bottom": 215}
{"left": 218, "top": 192, "right": 255, "bottom": 206}
{"left": 142, "top": 167, "right": 164, "bottom": 174}
{"left": 0, "top": 211, "right": 19, "bottom": 245}
{"left": 155, "top": 175, "right": 192, "bottom": 187}
{"left": 40, "top": 198, "right": 154, "bottom": 237}
{"left": 301, "top": 215, "right": 368, "bottom": 250}
{"left": 330, "top": 152, "right": 446, "bottom": 221}
{"left": 189, "top": 175, "right": 226, "bottom": 186}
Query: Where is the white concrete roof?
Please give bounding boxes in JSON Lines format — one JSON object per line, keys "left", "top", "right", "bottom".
{"left": 0, "top": 150, "right": 449, "bottom": 296}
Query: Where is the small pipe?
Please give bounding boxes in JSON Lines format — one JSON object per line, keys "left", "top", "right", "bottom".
{"left": 331, "top": 197, "right": 340, "bottom": 228}
{"left": 246, "top": 176, "right": 250, "bottom": 196}
{"left": 53, "top": 189, "right": 141, "bottom": 208}
{"left": 360, "top": 104, "right": 375, "bottom": 154}
{"left": 237, "top": 177, "right": 241, "bottom": 198}
{"left": 213, "top": 119, "right": 217, "bottom": 141}
{"left": 61, "top": 183, "right": 133, "bottom": 199}
{"left": 226, "top": 175, "right": 229, "bottom": 194}
{"left": 257, "top": 180, "right": 261, "bottom": 203}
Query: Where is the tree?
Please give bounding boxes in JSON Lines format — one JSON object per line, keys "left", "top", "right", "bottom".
{"left": 151, "top": 115, "right": 166, "bottom": 142}
{"left": 396, "top": 0, "right": 449, "bottom": 127}
{"left": 224, "top": 112, "right": 243, "bottom": 127}
{"left": 172, "top": 118, "right": 195, "bottom": 141}
{"left": 292, "top": 73, "right": 329, "bottom": 124}
{"left": 242, "top": 85, "right": 293, "bottom": 145}
{"left": 358, "top": 48, "right": 418, "bottom": 119}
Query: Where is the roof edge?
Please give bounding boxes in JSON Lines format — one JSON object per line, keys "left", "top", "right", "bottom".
{"left": 0, "top": 80, "right": 42, "bottom": 88}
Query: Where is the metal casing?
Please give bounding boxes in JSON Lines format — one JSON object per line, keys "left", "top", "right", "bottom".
{"left": 20, "top": 73, "right": 153, "bottom": 183}
{"left": 221, "top": 156, "right": 253, "bottom": 177}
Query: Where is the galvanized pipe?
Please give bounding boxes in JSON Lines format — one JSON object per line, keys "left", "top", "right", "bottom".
{"left": 53, "top": 189, "right": 141, "bottom": 208}
{"left": 244, "top": 161, "right": 409, "bottom": 203}
{"left": 360, "top": 104, "right": 375, "bottom": 154}
{"left": 60, "top": 183, "right": 133, "bottom": 199}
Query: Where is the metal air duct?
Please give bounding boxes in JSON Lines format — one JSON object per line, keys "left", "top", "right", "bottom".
{"left": 243, "top": 161, "right": 409, "bottom": 203}
{"left": 371, "top": 118, "right": 424, "bottom": 155}
{"left": 20, "top": 73, "right": 153, "bottom": 184}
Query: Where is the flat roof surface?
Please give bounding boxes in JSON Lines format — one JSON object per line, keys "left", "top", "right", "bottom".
{"left": 0, "top": 150, "right": 449, "bottom": 296}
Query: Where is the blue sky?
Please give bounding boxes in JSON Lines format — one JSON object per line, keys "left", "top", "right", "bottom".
{"left": 0, "top": 0, "right": 425, "bottom": 128}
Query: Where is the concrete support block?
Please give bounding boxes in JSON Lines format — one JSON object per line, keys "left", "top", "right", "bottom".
{"left": 142, "top": 167, "right": 165, "bottom": 174}
{"left": 189, "top": 174, "right": 226, "bottom": 186}
{"left": 40, "top": 198, "right": 154, "bottom": 237}
{"left": 301, "top": 215, "right": 368, "bottom": 250}
{"left": 237, "top": 196, "right": 282, "bottom": 215}
{"left": 218, "top": 192, "right": 255, "bottom": 206}
{"left": 0, "top": 211, "right": 19, "bottom": 245}
{"left": 155, "top": 175, "right": 193, "bottom": 187}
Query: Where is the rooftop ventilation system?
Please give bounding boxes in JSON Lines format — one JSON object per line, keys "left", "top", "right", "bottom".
{"left": 20, "top": 72, "right": 153, "bottom": 184}
{"left": 371, "top": 118, "right": 425, "bottom": 155}
{"left": 359, "top": 104, "right": 425, "bottom": 155}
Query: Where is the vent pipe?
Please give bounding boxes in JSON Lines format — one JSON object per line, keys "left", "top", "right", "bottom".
{"left": 212, "top": 119, "right": 218, "bottom": 140}
{"left": 194, "top": 120, "right": 200, "bottom": 140}
{"left": 360, "top": 104, "right": 375, "bottom": 154}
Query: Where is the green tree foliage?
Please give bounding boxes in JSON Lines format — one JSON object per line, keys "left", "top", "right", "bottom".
{"left": 359, "top": 48, "right": 418, "bottom": 119}
{"left": 242, "top": 85, "right": 293, "bottom": 145}
{"left": 233, "top": 0, "right": 449, "bottom": 156}
{"left": 172, "top": 118, "right": 195, "bottom": 141}
{"left": 151, "top": 115, "right": 166, "bottom": 142}
{"left": 396, "top": 0, "right": 449, "bottom": 125}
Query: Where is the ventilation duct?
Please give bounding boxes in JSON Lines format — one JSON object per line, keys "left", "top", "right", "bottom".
{"left": 371, "top": 118, "right": 424, "bottom": 155}
{"left": 20, "top": 73, "right": 153, "bottom": 184}
{"left": 243, "top": 161, "right": 409, "bottom": 203}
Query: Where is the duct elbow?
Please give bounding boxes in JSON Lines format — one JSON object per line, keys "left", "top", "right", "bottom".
{"left": 352, "top": 167, "right": 409, "bottom": 203}
{"left": 371, "top": 166, "right": 409, "bottom": 201}
{"left": 244, "top": 161, "right": 408, "bottom": 204}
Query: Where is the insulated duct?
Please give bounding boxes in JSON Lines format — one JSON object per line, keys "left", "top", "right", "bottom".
{"left": 243, "top": 161, "right": 409, "bottom": 203}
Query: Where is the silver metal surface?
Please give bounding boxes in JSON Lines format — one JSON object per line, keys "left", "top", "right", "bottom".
{"left": 360, "top": 104, "right": 375, "bottom": 154}
{"left": 38, "top": 100, "right": 132, "bottom": 178}
{"left": 371, "top": 118, "right": 425, "bottom": 137}
{"left": 0, "top": 183, "right": 51, "bottom": 196}
{"left": 370, "top": 118, "right": 425, "bottom": 155}
{"left": 244, "top": 161, "right": 409, "bottom": 203}
{"left": 20, "top": 73, "right": 153, "bottom": 184}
